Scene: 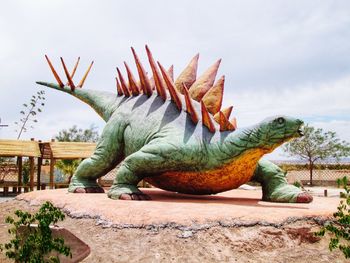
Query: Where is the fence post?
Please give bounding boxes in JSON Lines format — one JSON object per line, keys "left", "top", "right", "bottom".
{"left": 50, "top": 139, "right": 55, "bottom": 189}
{"left": 29, "top": 138, "right": 35, "bottom": 191}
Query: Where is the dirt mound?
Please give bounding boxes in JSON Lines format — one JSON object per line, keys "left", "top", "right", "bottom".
{"left": 0, "top": 198, "right": 346, "bottom": 262}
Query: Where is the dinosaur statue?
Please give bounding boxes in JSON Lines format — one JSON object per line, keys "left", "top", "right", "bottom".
{"left": 37, "top": 46, "right": 313, "bottom": 203}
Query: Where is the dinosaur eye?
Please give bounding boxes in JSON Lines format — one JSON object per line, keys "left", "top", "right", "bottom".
{"left": 277, "top": 117, "right": 285, "bottom": 124}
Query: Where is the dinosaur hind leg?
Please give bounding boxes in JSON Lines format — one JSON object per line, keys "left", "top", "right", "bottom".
{"left": 108, "top": 143, "right": 176, "bottom": 201}
{"left": 252, "top": 159, "right": 313, "bottom": 203}
{"left": 68, "top": 117, "right": 126, "bottom": 194}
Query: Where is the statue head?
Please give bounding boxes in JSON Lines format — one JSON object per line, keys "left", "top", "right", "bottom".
{"left": 254, "top": 116, "right": 304, "bottom": 151}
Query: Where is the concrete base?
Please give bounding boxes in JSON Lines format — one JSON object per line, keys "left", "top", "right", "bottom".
{"left": 16, "top": 188, "right": 340, "bottom": 227}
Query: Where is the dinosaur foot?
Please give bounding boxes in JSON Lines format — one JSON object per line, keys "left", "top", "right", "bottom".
{"left": 73, "top": 187, "right": 105, "bottom": 193}
{"left": 107, "top": 184, "right": 151, "bottom": 201}
{"left": 296, "top": 192, "right": 313, "bottom": 203}
{"left": 119, "top": 193, "right": 151, "bottom": 201}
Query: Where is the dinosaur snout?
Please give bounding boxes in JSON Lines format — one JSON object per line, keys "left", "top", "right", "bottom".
{"left": 296, "top": 119, "right": 304, "bottom": 137}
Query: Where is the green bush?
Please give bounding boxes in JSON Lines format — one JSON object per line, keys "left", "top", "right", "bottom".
{"left": 315, "top": 176, "right": 350, "bottom": 258}
{"left": 1, "top": 201, "right": 71, "bottom": 262}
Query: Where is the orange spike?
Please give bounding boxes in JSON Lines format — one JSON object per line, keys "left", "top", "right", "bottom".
{"left": 202, "top": 75, "right": 225, "bottom": 114}
{"left": 131, "top": 47, "right": 153, "bottom": 96}
{"left": 60, "top": 57, "right": 75, "bottom": 91}
{"left": 183, "top": 83, "right": 199, "bottom": 124}
{"left": 66, "top": 57, "right": 80, "bottom": 85}
{"left": 214, "top": 106, "right": 233, "bottom": 123}
{"left": 77, "top": 61, "right": 94, "bottom": 88}
{"left": 70, "top": 57, "right": 80, "bottom": 79}
{"left": 201, "top": 100, "right": 215, "bottom": 133}
{"left": 219, "top": 111, "right": 235, "bottom": 131}
{"left": 167, "top": 65, "right": 174, "bottom": 82}
{"left": 175, "top": 53, "right": 199, "bottom": 94}
{"left": 124, "top": 62, "right": 140, "bottom": 96}
{"left": 158, "top": 61, "right": 182, "bottom": 111}
{"left": 116, "top": 77, "right": 123, "bottom": 96}
{"left": 189, "top": 59, "right": 221, "bottom": 101}
{"left": 149, "top": 75, "right": 155, "bottom": 90}
{"left": 116, "top": 67, "right": 131, "bottom": 97}
{"left": 231, "top": 117, "right": 237, "bottom": 130}
{"left": 149, "top": 66, "right": 172, "bottom": 91}
{"left": 45, "top": 55, "right": 64, "bottom": 87}
{"left": 145, "top": 45, "right": 167, "bottom": 100}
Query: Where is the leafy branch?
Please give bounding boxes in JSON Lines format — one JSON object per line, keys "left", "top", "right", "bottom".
{"left": 1, "top": 201, "right": 71, "bottom": 262}
{"left": 14, "top": 90, "right": 46, "bottom": 139}
{"left": 315, "top": 176, "right": 350, "bottom": 258}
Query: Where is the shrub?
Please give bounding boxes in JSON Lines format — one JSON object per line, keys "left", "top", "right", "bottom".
{"left": 2, "top": 201, "right": 71, "bottom": 262}
{"left": 315, "top": 176, "right": 350, "bottom": 258}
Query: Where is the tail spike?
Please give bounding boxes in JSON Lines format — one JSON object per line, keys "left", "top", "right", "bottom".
{"left": 219, "top": 111, "right": 235, "bottom": 131}
{"left": 175, "top": 53, "right": 199, "bottom": 94}
{"left": 189, "top": 59, "right": 221, "bottom": 101}
{"left": 183, "top": 83, "right": 199, "bottom": 124}
{"left": 68, "top": 57, "right": 80, "bottom": 83}
{"left": 60, "top": 57, "right": 75, "bottom": 91}
{"left": 124, "top": 62, "right": 140, "bottom": 96}
{"left": 214, "top": 106, "right": 233, "bottom": 123}
{"left": 202, "top": 75, "right": 225, "bottom": 114}
{"left": 131, "top": 47, "right": 153, "bottom": 96}
{"left": 201, "top": 100, "right": 216, "bottom": 133}
{"left": 158, "top": 61, "right": 182, "bottom": 111}
{"left": 145, "top": 45, "right": 167, "bottom": 101}
{"left": 45, "top": 55, "right": 64, "bottom": 87}
{"left": 77, "top": 61, "right": 94, "bottom": 88}
{"left": 116, "top": 67, "right": 131, "bottom": 97}
{"left": 116, "top": 77, "right": 124, "bottom": 96}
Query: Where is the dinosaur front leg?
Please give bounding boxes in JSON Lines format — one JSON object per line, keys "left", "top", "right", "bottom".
{"left": 252, "top": 159, "right": 313, "bottom": 203}
{"left": 68, "top": 117, "right": 126, "bottom": 193}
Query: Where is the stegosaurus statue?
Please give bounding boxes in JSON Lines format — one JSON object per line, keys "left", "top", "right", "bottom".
{"left": 37, "top": 46, "right": 312, "bottom": 203}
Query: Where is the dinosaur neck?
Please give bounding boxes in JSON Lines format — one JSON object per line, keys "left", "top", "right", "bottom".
{"left": 221, "top": 125, "right": 271, "bottom": 160}
{"left": 36, "top": 82, "right": 117, "bottom": 122}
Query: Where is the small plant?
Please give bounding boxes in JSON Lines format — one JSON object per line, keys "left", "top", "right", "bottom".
{"left": 315, "top": 176, "right": 350, "bottom": 259}
{"left": 22, "top": 160, "right": 30, "bottom": 185}
{"left": 2, "top": 201, "right": 71, "bottom": 262}
{"left": 15, "top": 90, "right": 46, "bottom": 139}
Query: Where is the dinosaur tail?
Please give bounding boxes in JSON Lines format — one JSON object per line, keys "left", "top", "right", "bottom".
{"left": 36, "top": 81, "right": 117, "bottom": 122}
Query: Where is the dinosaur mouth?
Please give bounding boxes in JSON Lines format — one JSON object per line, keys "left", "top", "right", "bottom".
{"left": 297, "top": 126, "right": 304, "bottom": 136}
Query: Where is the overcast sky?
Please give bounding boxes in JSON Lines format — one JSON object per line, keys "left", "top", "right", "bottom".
{"left": 0, "top": 0, "right": 349, "bottom": 160}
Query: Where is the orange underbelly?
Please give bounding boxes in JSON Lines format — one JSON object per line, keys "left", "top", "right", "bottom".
{"left": 145, "top": 149, "right": 266, "bottom": 195}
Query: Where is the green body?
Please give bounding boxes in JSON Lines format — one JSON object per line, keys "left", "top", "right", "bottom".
{"left": 37, "top": 82, "right": 312, "bottom": 203}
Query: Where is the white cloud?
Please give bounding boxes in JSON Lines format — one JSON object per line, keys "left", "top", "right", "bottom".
{"left": 0, "top": 0, "right": 349, "bottom": 162}
{"left": 226, "top": 75, "right": 350, "bottom": 128}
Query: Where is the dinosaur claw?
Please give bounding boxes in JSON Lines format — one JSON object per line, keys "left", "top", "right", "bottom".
{"left": 119, "top": 193, "right": 151, "bottom": 201}
{"left": 73, "top": 187, "right": 104, "bottom": 193}
{"left": 296, "top": 192, "right": 313, "bottom": 203}
{"left": 119, "top": 193, "right": 133, "bottom": 200}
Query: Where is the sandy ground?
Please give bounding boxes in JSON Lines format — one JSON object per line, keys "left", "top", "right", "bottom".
{"left": 0, "top": 188, "right": 347, "bottom": 262}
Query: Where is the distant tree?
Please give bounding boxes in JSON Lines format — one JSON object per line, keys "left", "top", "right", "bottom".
{"left": 283, "top": 125, "right": 350, "bottom": 185}
{"left": 54, "top": 125, "right": 99, "bottom": 182}
{"left": 14, "top": 90, "right": 46, "bottom": 139}
{"left": 54, "top": 125, "right": 99, "bottom": 142}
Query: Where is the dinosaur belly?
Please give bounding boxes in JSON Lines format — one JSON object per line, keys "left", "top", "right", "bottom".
{"left": 145, "top": 149, "right": 265, "bottom": 195}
